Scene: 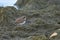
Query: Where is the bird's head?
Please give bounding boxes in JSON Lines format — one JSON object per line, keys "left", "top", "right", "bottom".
{"left": 22, "top": 16, "right": 26, "bottom": 21}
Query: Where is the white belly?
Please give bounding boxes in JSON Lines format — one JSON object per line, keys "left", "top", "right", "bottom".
{"left": 18, "top": 21, "right": 26, "bottom": 25}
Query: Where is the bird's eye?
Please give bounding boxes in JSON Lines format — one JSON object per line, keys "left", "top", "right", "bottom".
{"left": 24, "top": 17, "right": 25, "bottom": 18}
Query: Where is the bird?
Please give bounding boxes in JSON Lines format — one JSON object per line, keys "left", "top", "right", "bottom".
{"left": 15, "top": 16, "right": 26, "bottom": 25}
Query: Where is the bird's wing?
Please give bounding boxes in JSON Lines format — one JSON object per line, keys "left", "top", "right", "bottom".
{"left": 15, "top": 18, "right": 24, "bottom": 23}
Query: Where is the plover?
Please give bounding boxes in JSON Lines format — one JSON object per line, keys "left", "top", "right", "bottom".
{"left": 15, "top": 16, "right": 26, "bottom": 25}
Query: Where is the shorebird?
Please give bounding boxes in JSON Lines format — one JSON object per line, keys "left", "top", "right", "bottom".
{"left": 15, "top": 16, "right": 26, "bottom": 25}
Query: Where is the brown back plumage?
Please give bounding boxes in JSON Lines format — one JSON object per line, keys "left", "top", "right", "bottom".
{"left": 15, "top": 16, "right": 26, "bottom": 24}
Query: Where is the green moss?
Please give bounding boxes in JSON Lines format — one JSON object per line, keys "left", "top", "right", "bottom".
{"left": 29, "top": 23, "right": 39, "bottom": 28}
{"left": 28, "top": 35, "right": 48, "bottom": 40}
{"left": 0, "top": 6, "right": 17, "bottom": 26}
{"left": 14, "top": 27, "right": 25, "bottom": 31}
{"left": 32, "top": 13, "right": 40, "bottom": 17}
{"left": 35, "top": 18, "right": 45, "bottom": 24}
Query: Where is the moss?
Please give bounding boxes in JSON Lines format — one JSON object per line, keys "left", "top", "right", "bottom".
{"left": 32, "top": 13, "right": 40, "bottom": 17}
{"left": 14, "top": 27, "right": 25, "bottom": 31}
{"left": 28, "top": 35, "right": 48, "bottom": 40}
{"left": 54, "top": 11, "right": 60, "bottom": 16}
{"left": 35, "top": 18, "right": 45, "bottom": 24}
{"left": 0, "top": 6, "right": 17, "bottom": 26}
{"left": 9, "top": 31, "right": 17, "bottom": 38}
{"left": 0, "top": 0, "right": 60, "bottom": 40}
{"left": 29, "top": 23, "right": 40, "bottom": 28}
